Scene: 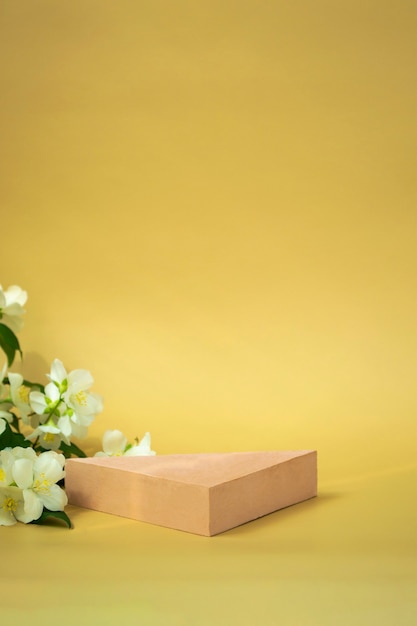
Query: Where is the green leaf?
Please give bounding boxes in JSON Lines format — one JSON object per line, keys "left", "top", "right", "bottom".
{"left": 10, "top": 413, "right": 21, "bottom": 432}
{"left": 0, "top": 422, "right": 32, "bottom": 451}
{"left": 0, "top": 422, "right": 13, "bottom": 449}
{"left": 59, "top": 440, "right": 87, "bottom": 458}
{"left": 0, "top": 323, "right": 22, "bottom": 366}
{"left": 31, "top": 508, "right": 72, "bottom": 529}
{"left": 2, "top": 377, "right": 44, "bottom": 393}
{"left": 23, "top": 380, "right": 45, "bottom": 393}
{"left": 11, "top": 431, "right": 31, "bottom": 448}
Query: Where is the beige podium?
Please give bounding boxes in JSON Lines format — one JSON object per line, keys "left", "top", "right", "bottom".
{"left": 65, "top": 450, "right": 317, "bottom": 536}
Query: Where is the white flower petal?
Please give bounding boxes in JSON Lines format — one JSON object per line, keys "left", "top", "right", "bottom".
{"left": 44, "top": 382, "right": 60, "bottom": 402}
{"left": 12, "top": 447, "right": 37, "bottom": 461}
{"left": 46, "top": 450, "right": 65, "bottom": 469}
{"left": 68, "top": 392, "right": 103, "bottom": 418}
{"left": 0, "top": 450, "right": 15, "bottom": 485}
{"left": 102, "top": 429, "right": 127, "bottom": 455}
{"left": 124, "top": 432, "right": 156, "bottom": 456}
{"left": 4, "top": 285, "right": 27, "bottom": 307}
{"left": 38, "top": 423, "right": 60, "bottom": 435}
{"left": 67, "top": 369, "right": 94, "bottom": 391}
{"left": 48, "top": 359, "right": 67, "bottom": 384}
{"left": 0, "top": 408, "right": 13, "bottom": 422}
{"left": 57, "top": 415, "right": 72, "bottom": 438}
{"left": 39, "top": 484, "right": 68, "bottom": 511}
{"left": 3, "top": 303, "right": 24, "bottom": 316}
{"left": 39, "top": 432, "right": 63, "bottom": 451}
{"left": 18, "top": 489, "right": 43, "bottom": 523}
{"left": 26, "top": 427, "right": 62, "bottom": 450}
{"left": 8, "top": 371, "right": 23, "bottom": 390}
{"left": 0, "top": 287, "right": 26, "bottom": 333}
{"left": 87, "top": 393, "right": 103, "bottom": 414}
{"left": 34, "top": 454, "right": 65, "bottom": 484}
{"left": 1, "top": 315, "right": 23, "bottom": 334}
{"left": 0, "top": 361, "right": 7, "bottom": 380}
{"left": 29, "top": 391, "right": 47, "bottom": 415}
{"left": 0, "top": 487, "right": 21, "bottom": 525}
{"left": 0, "top": 509, "right": 17, "bottom": 525}
{"left": 8, "top": 372, "right": 32, "bottom": 421}
{"left": 70, "top": 410, "right": 95, "bottom": 427}
{"left": 12, "top": 458, "right": 34, "bottom": 490}
{"left": 69, "top": 422, "right": 88, "bottom": 439}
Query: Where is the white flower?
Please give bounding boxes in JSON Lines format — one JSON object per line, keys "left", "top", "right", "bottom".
{"left": 29, "top": 381, "right": 63, "bottom": 418}
{"left": 41, "top": 359, "right": 103, "bottom": 439}
{"left": 47, "top": 358, "right": 68, "bottom": 391}
{"left": 0, "top": 486, "right": 27, "bottom": 525}
{"left": 0, "top": 363, "right": 13, "bottom": 434}
{"left": 3, "top": 448, "right": 67, "bottom": 524}
{"left": 124, "top": 432, "right": 156, "bottom": 457}
{"left": 95, "top": 429, "right": 127, "bottom": 457}
{"left": 9, "top": 446, "right": 37, "bottom": 462}
{"left": 64, "top": 368, "right": 103, "bottom": 427}
{"left": 95, "top": 430, "right": 156, "bottom": 457}
{"left": 28, "top": 381, "right": 68, "bottom": 446}
{"left": 28, "top": 359, "right": 103, "bottom": 445}
{"left": 26, "top": 422, "right": 70, "bottom": 451}
{"left": 8, "top": 372, "right": 32, "bottom": 424}
{"left": 0, "top": 447, "right": 67, "bottom": 525}
{"left": 0, "top": 285, "right": 27, "bottom": 334}
{"left": 0, "top": 448, "right": 16, "bottom": 486}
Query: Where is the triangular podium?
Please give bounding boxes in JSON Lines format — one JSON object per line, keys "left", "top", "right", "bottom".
{"left": 65, "top": 451, "right": 317, "bottom": 536}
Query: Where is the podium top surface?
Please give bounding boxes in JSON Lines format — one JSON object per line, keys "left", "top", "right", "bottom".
{"left": 66, "top": 450, "right": 316, "bottom": 487}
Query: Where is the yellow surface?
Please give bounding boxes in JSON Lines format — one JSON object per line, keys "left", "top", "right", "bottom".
{"left": 3, "top": 467, "right": 417, "bottom": 625}
{"left": 1, "top": 1, "right": 416, "bottom": 623}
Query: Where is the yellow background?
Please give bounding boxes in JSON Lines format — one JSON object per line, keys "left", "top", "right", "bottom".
{"left": 1, "top": 1, "right": 416, "bottom": 624}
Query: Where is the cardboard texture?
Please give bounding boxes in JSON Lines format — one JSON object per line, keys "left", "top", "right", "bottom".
{"left": 65, "top": 451, "right": 317, "bottom": 536}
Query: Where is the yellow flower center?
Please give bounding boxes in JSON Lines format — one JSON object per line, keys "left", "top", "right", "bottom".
{"left": 43, "top": 432, "right": 56, "bottom": 443}
{"left": 0, "top": 468, "right": 5, "bottom": 482}
{"left": 18, "top": 386, "right": 30, "bottom": 403}
{"left": 33, "top": 472, "right": 51, "bottom": 495}
{"left": 2, "top": 496, "right": 17, "bottom": 512}
{"left": 72, "top": 390, "right": 88, "bottom": 407}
